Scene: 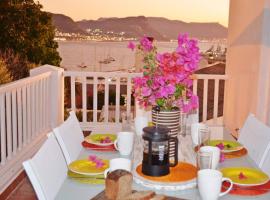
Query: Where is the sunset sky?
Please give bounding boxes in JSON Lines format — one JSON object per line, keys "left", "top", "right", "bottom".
{"left": 38, "top": 0, "right": 230, "bottom": 27}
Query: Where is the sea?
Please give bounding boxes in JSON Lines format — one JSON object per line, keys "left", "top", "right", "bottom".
{"left": 57, "top": 41, "right": 226, "bottom": 72}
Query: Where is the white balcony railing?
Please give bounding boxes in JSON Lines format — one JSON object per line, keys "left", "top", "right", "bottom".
{"left": 0, "top": 71, "right": 52, "bottom": 193}
{"left": 0, "top": 65, "right": 228, "bottom": 193}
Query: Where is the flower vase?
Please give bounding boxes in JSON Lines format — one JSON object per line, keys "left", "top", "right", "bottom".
{"left": 152, "top": 109, "right": 181, "bottom": 137}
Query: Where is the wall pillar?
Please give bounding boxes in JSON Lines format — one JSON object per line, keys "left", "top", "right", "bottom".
{"left": 224, "top": 0, "right": 270, "bottom": 133}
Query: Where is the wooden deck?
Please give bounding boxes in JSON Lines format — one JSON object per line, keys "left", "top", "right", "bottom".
{"left": 5, "top": 176, "right": 36, "bottom": 200}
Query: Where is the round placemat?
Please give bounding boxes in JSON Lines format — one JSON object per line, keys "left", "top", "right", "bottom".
{"left": 134, "top": 162, "right": 197, "bottom": 191}
{"left": 222, "top": 180, "right": 270, "bottom": 196}
{"left": 194, "top": 146, "right": 248, "bottom": 159}
{"left": 224, "top": 148, "right": 248, "bottom": 159}
{"left": 136, "top": 162, "right": 197, "bottom": 182}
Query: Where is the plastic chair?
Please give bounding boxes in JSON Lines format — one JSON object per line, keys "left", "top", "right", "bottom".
{"left": 23, "top": 135, "right": 67, "bottom": 200}
{"left": 53, "top": 111, "right": 84, "bottom": 164}
{"left": 238, "top": 114, "right": 270, "bottom": 167}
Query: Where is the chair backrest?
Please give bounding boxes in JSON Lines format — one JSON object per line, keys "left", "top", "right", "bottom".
{"left": 238, "top": 113, "right": 270, "bottom": 167}
{"left": 260, "top": 144, "right": 270, "bottom": 176}
{"left": 23, "top": 135, "right": 67, "bottom": 200}
{"left": 53, "top": 111, "right": 84, "bottom": 164}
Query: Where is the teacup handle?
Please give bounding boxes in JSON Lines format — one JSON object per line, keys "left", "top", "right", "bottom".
{"left": 219, "top": 178, "right": 233, "bottom": 197}
{"left": 104, "top": 168, "right": 110, "bottom": 178}
{"left": 114, "top": 140, "right": 119, "bottom": 150}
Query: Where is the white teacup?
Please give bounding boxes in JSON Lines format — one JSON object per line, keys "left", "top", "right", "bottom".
{"left": 199, "top": 146, "right": 220, "bottom": 169}
{"left": 114, "top": 131, "right": 134, "bottom": 155}
{"left": 198, "top": 169, "right": 233, "bottom": 200}
{"left": 191, "top": 123, "right": 209, "bottom": 146}
{"left": 104, "top": 158, "right": 131, "bottom": 178}
{"left": 135, "top": 116, "right": 148, "bottom": 135}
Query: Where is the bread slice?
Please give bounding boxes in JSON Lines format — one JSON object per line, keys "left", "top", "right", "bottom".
{"left": 125, "top": 191, "right": 155, "bottom": 200}
{"left": 150, "top": 194, "right": 167, "bottom": 200}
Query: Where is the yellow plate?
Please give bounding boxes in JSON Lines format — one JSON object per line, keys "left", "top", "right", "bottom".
{"left": 68, "top": 159, "right": 109, "bottom": 176}
{"left": 84, "top": 134, "right": 116, "bottom": 146}
{"left": 220, "top": 167, "right": 269, "bottom": 186}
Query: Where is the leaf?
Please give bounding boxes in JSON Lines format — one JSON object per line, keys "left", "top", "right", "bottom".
{"left": 157, "top": 99, "right": 165, "bottom": 107}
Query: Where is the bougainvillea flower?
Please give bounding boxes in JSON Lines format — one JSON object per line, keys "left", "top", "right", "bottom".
{"left": 216, "top": 143, "right": 225, "bottom": 150}
{"left": 140, "top": 36, "right": 153, "bottom": 52}
{"left": 220, "top": 153, "right": 225, "bottom": 163}
{"left": 127, "top": 41, "right": 136, "bottom": 51}
{"left": 132, "top": 33, "right": 200, "bottom": 111}
{"left": 142, "top": 87, "right": 152, "bottom": 97}
{"left": 239, "top": 172, "right": 248, "bottom": 179}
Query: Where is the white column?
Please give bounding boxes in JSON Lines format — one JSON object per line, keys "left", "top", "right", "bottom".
{"left": 224, "top": 0, "right": 270, "bottom": 133}
{"left": 30, "top": 65, "right": 64, "bottom": 128}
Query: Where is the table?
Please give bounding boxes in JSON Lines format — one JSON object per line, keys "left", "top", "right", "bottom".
{"left": 55, "top": 126, "right": 270, "bottom": 200}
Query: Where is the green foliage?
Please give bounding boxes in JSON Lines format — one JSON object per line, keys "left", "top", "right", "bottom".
{"left": 0, "top": 49, "right": 33, "bottom": 80}
{"left": 0, "top": 0, "right": 61, "bottom": 72}
{"left": 0, "top": 59, "right": 12, "bottom": 85}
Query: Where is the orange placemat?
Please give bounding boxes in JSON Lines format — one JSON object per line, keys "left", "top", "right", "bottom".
{"left": 224, "top": 148, "right": 248, "bottom": 159}
{"left": 222, "top": 180, "right": 270, "bottom": 196}
{"left": 136, "top": 162, "right": 197, "bottom": 183}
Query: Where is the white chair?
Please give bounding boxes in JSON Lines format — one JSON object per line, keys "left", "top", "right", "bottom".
{"left": 53, "top": 111, "right": 84, "bottom": 164}
{"left": 238, "top": 113, "right": 270, "bottom": 167}
{"left": 260, "top": 144, "right": 270, "bottom": 176}
{"left": 23, "top": 135, "right": 67, "bottom": 200}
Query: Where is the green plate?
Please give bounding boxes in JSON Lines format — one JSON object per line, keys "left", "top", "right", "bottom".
{"left": 221, "top": 167, "right": 269, "bottom": 186}
{"left": 84, "top": 134, "right": 116, "bottom": 146}
{"left": 68, "top": 159, "right": 109, "bottom": 176}
{"left": 207, "top": 140, "right": 243, "bottom": 153}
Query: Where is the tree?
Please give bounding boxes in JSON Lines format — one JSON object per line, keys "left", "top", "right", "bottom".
{"left": 0, "top": 59, "right": 12, "bottom": 85}
{"left": 0, "top": 0, "right": 61, "bottom": 74}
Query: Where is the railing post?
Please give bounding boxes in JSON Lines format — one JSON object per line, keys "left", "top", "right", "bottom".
{"left": 30, "top": 65, "right": 64, "bottom": 128}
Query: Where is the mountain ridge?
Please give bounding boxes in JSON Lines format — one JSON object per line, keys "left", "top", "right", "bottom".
{"left": 51, "top": 13, "right": 227, "bottom": 40}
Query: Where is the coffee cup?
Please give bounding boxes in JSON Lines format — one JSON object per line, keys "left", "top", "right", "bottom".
{"left": 104, "top": 158, "right": 131, "bottom": 178}
{"left": 114, "top": 131, "right": 134, "bottom": 155}
{"left": 198, "top": 146, "right": 220, "bottom": 169}
{"left": 198, "top": 169, "right": 233, "bottom": 200}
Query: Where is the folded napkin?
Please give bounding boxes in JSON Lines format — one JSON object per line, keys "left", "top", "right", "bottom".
{"left": 67, "top": 170, "right": 105, "bottom": 184}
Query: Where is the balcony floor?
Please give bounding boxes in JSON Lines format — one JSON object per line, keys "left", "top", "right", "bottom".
{"left": 6, "top": 176, "right": 36, "bottom": 200}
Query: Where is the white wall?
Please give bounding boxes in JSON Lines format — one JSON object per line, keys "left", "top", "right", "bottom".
{"left": 224, "top": 0, "right": 270, "bottom": 133}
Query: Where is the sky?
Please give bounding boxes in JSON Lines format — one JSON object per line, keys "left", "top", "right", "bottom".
{"left": 37, "top": 0, "right": 230, "bottom": 27}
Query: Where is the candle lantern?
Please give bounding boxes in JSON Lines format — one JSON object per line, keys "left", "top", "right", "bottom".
{"left": 142, "top": 126, "right": 178, "bottom": 177}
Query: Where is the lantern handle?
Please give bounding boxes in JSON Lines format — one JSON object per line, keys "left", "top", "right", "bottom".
{"left": 169, "top": 137, "right": 178, "bottom": 167}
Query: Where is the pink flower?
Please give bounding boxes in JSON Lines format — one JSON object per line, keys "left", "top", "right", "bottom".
{"left": 132, "top": 34, "right": 200, "bottom": 112}
{"left": 216, "top": 143, "right": 225, "bottom": 150}
{"left": 127, "top": 41, "right": 136, "bottom": 51}
{"left": 220, "top": 153, "right": 225, "bottom": 163}
{"left": 239, "top": 172, "right": 247, "bottom": 179}
{"left": 88, "top": 155, "right": 97, "bottom": 162}
{"left": 142, "top": 87, "right": 152, "bottom": 97}
{"left": 140, "top": 36, "right": 153, "bottom": 52}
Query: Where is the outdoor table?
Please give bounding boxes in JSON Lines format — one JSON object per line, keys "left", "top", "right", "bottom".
{"left": 55, "top": 125, "right": 270, "bottom": 200}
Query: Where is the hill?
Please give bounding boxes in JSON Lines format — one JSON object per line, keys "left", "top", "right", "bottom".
{"left": 51, "top": 13, "right": 227, "bottom": 40}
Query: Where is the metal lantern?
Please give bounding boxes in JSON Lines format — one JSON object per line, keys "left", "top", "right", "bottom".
{"left": 142, "top": 126, "right": 178, "bottom": 177}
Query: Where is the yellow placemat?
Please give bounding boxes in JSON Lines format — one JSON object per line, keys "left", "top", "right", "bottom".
{"left": 68, "top": 170, "right": 105, "bottom": 184}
